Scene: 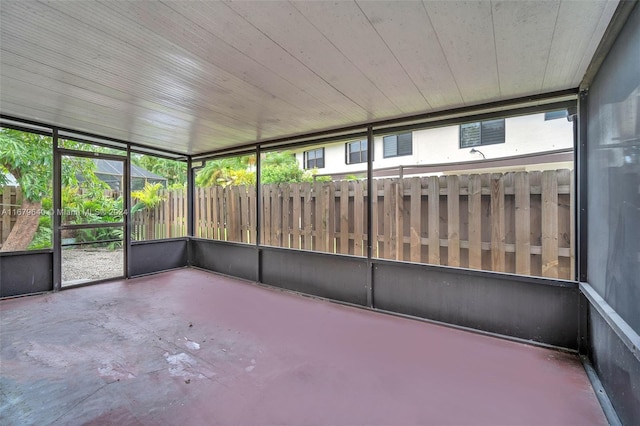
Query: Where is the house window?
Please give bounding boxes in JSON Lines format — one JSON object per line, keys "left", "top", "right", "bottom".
{"left": 383, "top": 133, "right": 412, "bottom": 158}
{"left": 346, "top": 139, "right": 368, "bottom": 164}
{"left": 304, "top": 148, "right": 324, "bottom": 169}
{"left": 544, "top": 110, "right": 568, "bottom": 121}
{"left": 460, "top": 119, "right": 505, "bottom": 148}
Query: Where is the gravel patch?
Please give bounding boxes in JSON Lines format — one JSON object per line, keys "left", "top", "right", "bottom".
{"left": 62, "top": 249, "right": 124, "bottom": 285}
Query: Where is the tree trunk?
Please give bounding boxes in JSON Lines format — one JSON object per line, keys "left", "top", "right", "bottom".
{"left": 1, "top": 200, "right": 42, "bottom": 252}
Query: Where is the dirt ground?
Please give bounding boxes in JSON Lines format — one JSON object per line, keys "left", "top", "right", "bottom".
{"left": 62, "top": 248, "right": 124, "bottom": 285}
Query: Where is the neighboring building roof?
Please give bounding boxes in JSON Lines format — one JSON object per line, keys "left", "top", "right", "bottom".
{"left": 94, "top": 159, "right": 166, "bottom": 181}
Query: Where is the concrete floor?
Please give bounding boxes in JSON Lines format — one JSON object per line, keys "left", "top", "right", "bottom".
{"left": 1, "top": 268, "right": 605, "bottom": 425}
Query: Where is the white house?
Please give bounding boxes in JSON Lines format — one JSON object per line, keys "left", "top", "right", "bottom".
{"left": 292, "top": 111, "right": 574, "bottom": 178}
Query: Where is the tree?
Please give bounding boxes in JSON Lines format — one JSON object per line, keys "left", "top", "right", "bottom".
{"left": 0, "top": 129, "right": 104, "bottom": 251}
{"left": 132, "top": 155, "right": 187, "bottom": 187}
{"left": 195, "top": 156, "right": 254, "bottom": 187}
{"left": 131, "top": 182, "right": 166, "bottom": 239}
{"left": 194, "top": 151, "right": 330, "bottom": 187}
{"left": 0, "top": 129, "right": 52, "bottom": 251}
{"left": 260, "top": 151, "right": 330, "bottom": 184}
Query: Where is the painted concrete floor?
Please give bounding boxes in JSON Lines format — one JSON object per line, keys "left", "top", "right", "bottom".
{"left": 1, "top": 268, "right": 605, "bottom": 425}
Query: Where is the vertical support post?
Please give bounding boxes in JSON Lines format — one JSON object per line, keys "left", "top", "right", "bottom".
{"left": 576, "top": 93, "right": 588, "bottom": 283}
{"left": 576, "top": 94, "right": 589, "bottom": 356}
{"left": 186, "top": 156, "right": 194, "bottom": 267}
{"left": 124, "top": 146, "right": 131, "bottom": 278}
{"left": 52, "top": 128, "right": 61, "bottom": 291}
{"left": 255, "top": 146, "right": 262, "bottom": 283}
{"left": 187, "top": 156, "right": 194, "bottom": 238}
{"left": 366, "top": 126, "right": 374, "bottom": 308}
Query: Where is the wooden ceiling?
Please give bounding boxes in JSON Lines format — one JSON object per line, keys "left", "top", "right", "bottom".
{"left": 0, "top": 1, "right": 618, "bottom": 155}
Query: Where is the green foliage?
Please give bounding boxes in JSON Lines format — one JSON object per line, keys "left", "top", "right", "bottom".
{"left": 28, "top": 215, "right": 53, "bottom": 250}
{"left": 251, "top": 151, "right": 304, "bottom": 184}
{"left": 132, "top": 155, "right": 187, "bottom": 187}
{"left": 195, "top": 156, "right": 255, "bottom": 187}
{"left": 313, "top": 175, "right": 332, "bottom": 182}
{"left": 260, "top": 162, "right": 303, "bottom": 184}
{"left": 76, "top": 226, "right": 123, "bottom": 250}
{"left": 194, "top": 151, "right": 334, "bottom": 186}
{"left": 345, "top": 174, "right": 365, "bottom": 181}
{"left": 0, "top": 128, "right": 52, "bottom": 201}
{"left": 131, "top": 182, "right": 166, "bottom": 215}
{"left": 167, "top": 182, "right": 186, "bottom": 191}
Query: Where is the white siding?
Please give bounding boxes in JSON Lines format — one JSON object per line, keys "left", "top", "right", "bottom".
{"left": 293, "top": 113, "right": 573, "bottom": 175}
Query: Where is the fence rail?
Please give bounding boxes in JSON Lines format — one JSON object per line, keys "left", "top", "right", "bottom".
{"left": 1, "top": 168, "right": 574, "bottom": 279}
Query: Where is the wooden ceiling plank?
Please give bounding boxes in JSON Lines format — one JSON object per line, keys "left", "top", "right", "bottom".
{"left": 291, "top": 0, "right": 430, "bottom": 114}
{"left": 97, "top": 0, "right": 353, "bottom": 124}
{"left": 2, "top": 2, "right": 328, "bottom": 138}
{"left": 147, "top": 1, "right": 370, "bottom": 123}
{"left": 224, "top": 0, "right": 403, "bottom": 118}
{"left": 492, "top": 1, "right": 559, "bottom": 96}
{"left": 423, "top": 0, "right": 501, "bottom": 105}
{"left": 357, "top": 0, "right": 464, "bottom": 110}
{"left": 0, "top": 44, "right": 290, "bottom": 140}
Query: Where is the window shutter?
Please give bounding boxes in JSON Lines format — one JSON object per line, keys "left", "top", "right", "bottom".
{"left": 383, "top": 135, "right": 397, "bottom": 157}
{"left": 460, "top": 122, "right": 481, "bottom": 148}
{"left": 480, "top": 119, "right": 505, "bottom": 145}
{"left": 316, "top": 148, "right": 324, "bottom": 168}
{"left": 397, "top": 133, "right": 412, "bottom": 156}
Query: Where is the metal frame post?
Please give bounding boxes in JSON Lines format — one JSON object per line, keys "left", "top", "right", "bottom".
{"left": 577, "top": 90, "right": 589, "bottom": 283}
{"left": 124, "top": 147, "right": 131, "bottom": 278}
{"left": 255, "top": 146, "right": 262, "bottom": 282}
{"left": 366, "top": 126, "right": 374, "bottom": 308}
{"left": 52, "top": 128, "right": 61, "bottom": 291}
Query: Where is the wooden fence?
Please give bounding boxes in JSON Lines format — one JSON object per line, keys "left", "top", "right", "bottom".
{"left": 2, "top": 169, "right": 574, "bottom": 279}
{"left": 193, "top": 169, "right": 574, "bottom": 280}
{"left": 131, "top": 189, "right": 187, "bottom": 241}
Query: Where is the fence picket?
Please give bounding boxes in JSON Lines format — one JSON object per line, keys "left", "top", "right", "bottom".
{"left": 515, "top": 172, "right": 531, "bottom": 275}
{"left": 325, "top": 182, "right": 335, "bottom": 252}
{"left": 211, "top": 186, "right": 219, "bottom": 240}
{"left": 340, "top": 180, "right": 349, "bottom": 254}
{"left": 354, "top": 181, "right": 364, "bottom": 256}
{"left": 490, "top": 173, "right": 506, "bottom": 271}
{"left": 303, "top": 182, "right": 313, "bottom": 250}
{"left": 371, "top": 179, "right": 379, "bottom": 258}
{"left": 468, "top": 175, "right": 482, "bottom": 270}
{"left": 396, "top": 179, "right": 404, "bottom": 260}
{"left": 383, "top": 179, "right": 394, "bottom": 259}
{"left": 542, "top": 171, "right": 559, "bottom": 278}
{"left": 292, "top": 183, "right": 301, "bottom": 249}
{"left": 410, "top": 177, "right": 422, "bottom": 263}
{"left": 428, "top": 176, "right": 440, "bottom": 265}
{"left": 282, "top": 184, "right": 291, "bottom": 248}
{"left": 447, "top": 175, "right": 460, "bottom": 267}
{"left": 314, "top": 181, "right": 325, "bottom": 252}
